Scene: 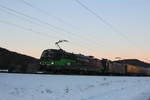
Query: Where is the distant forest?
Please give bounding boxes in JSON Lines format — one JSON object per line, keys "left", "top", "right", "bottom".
{"left": 0, "top": 47, "right": 40, "bottom": 73}
{"left": 115, "top": 59, "right": 150, "bottom": 67}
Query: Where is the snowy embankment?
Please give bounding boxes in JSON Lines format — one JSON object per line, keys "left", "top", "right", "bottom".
{"left": 0, "top": 73, "right": 150, "bottom": 100}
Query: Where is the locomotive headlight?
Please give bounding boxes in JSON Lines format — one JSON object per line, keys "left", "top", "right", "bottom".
{"left": 51, "top": 62, "right": 54, "bottom": 65}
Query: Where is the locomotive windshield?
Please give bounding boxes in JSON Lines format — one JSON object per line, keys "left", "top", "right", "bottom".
{"left": 40, "top": 49, "right": 61, "bottom": 60}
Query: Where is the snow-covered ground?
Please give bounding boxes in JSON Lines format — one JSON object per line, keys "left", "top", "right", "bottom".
{"left": 0, "top": 73, "right": 150, "bottom": 100}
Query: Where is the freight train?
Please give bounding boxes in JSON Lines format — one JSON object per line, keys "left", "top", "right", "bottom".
{"left": 39, "top": 49, "right": 150, "bottom": 76}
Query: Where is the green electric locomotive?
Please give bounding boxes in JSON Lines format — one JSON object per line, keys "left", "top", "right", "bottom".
{"left": 39, "top": 49, "right": 105, "bottom": 74}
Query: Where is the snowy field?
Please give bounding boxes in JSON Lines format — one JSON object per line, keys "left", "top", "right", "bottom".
{"left": 0, "top": 73, "right": 150, "bottom": 100}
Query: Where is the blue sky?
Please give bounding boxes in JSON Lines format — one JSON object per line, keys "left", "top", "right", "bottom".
{"left": 0, "top": 0, "right": 150, "bottom": 62}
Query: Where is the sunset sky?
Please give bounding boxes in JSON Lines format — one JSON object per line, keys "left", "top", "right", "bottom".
{"left": 0, "top": 0, "right": 150, "bottom": 62}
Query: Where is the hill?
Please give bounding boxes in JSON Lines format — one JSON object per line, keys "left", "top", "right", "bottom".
{"left": 0, "top": 47, "right": 40, "bottom": 73}
{"left": 115, "top": 59, "right": 150, "bottom": 67}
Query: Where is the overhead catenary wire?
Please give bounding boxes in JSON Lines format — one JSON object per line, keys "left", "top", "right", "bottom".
{"left": 0, "top": 20, "right": 58, "bottom": 39}
{"left": 0, "top": 6, "right": 96, "bottom": 54}
{"left": 17, "top": 0, "right": 105, "bottom": 47}
{"left": 74, "top": 0, "right": 135, "bottom": 45}
{"left": 0, "top": 3, "right": 72, "bottom": 35}
{"left": 0, "top": 20, "right": 79, "bottom": 52}
{"left": 0, "top": 4, "right": 82, "bottom": 41}
{"left": 0, "top": 7, "right": 70, "bottom": 39}
{"left": 19, "top": 0, "right": 80, "bottom": 30}
{"left": 0, "top": 3, "right": 104, "bottom": 52}
{"left": 74, "top": 0, "right": 146, "bottom": 60}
